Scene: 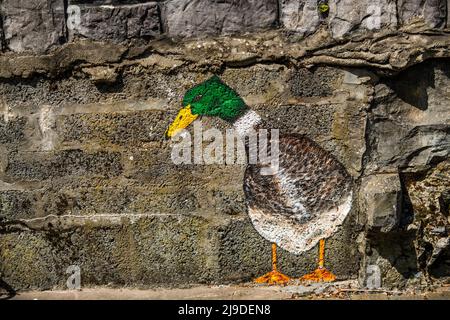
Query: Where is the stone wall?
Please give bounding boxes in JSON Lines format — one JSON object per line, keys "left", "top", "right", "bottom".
{"left": 0, "top": 1, "right": 449, "bottom": 291}
{"left": 0, "top": 0, "right": 449, "bottom": 53}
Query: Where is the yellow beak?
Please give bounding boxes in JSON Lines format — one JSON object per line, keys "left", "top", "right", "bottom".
{"left": 165, "top": 104, "right": 199, "bottom": 139}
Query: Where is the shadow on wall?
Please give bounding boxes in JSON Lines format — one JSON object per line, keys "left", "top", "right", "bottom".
{"left": 386, "top": 61, "right": 437, "bottom": 111}
{"left": 0, "top": 271, "right": 16, "bottom": 299}
{"left": 429, "top": 246, "right": 450, "bottom": 278}
{"left": 370, "top": 175, "right": 420, "bottom": 284}
{"left": 400, "top": 167, "right": 450, "bottom": 281}
{"left": 367, "top": 230, "right": 419, "bottom": 287}
{"left": 94, "top": 75, "right": 124, "bottom": 94}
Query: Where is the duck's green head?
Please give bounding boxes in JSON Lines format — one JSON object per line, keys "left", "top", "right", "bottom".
{"left": 165, "top": 75, "right": 247, "bottom": 138}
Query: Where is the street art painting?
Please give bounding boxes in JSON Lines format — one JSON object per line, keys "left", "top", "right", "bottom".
{"left": 165, "top": 75, "right": 354, "bottom": 284}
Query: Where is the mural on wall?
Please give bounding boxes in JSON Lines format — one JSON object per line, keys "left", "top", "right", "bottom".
{"left": 165, "top": 75, "right": 354, "bottom": 285}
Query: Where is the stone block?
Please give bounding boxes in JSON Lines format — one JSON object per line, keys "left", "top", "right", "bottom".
{"left": 398, "top": 0, "right": 447, "bottom": 28}
{"left": 5, "top": 150, "right": 123, "bottom": 181}
{"left": 360, "top": 174, "right": 402, "bottom": 232}
{"left": 162, "top": 0, "right": 278, "bottom": 38}
{"left": 0, "top": 212, "right": 360, "bottom": 290}
{"left": 280, "top": 0, "right": 322, "bottom": 35}
{"left": 328, "top": 0, "right": 398, "bottom": 39}
{"left": 0, "top": 215, "right": 217, "bottom": 289}
{"left": 0, "top": 117, "right": 27, "bottom": 144}
{"left": 1, "top": 0, "right": 66, "bottom": 53}
{"left": 367, "top": 60, "right": 450, "bottom": 173}
{"left": 290, "top": 67, "right": 343, "bottom": 97}
{"left": 0, "top": 190, "right": 34, "bottom": 220}
{"left": 57, "top": 110, "right": 170, "bottom": 146}
{"left": 67, "top": 1, "right": 161, "bottom": 41}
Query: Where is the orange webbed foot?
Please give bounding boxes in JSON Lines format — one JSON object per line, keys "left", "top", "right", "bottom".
{"left": 300, "top": 268, "right": 336, "bottom": 282}
{"left": 254, "top": 270, "right": 291, "bottom": 286}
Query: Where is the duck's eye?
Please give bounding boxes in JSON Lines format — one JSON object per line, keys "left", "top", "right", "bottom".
{"left": 193, "top": 95, "right": 203, "bottom": 102}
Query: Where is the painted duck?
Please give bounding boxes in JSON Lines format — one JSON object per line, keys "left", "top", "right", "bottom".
{"left": 165, "top": 75, "right": 353, "bottom": 284}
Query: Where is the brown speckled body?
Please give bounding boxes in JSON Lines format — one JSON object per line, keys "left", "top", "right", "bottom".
{"left": 244, "top": 133, "right": 353, "bottom": 254}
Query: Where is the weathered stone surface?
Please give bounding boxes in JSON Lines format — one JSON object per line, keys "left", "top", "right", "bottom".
{"left": 162, "top": 0, "right": 278, "bottom": 38}
{"left": 328, "top": 0, "right": 398, "bottom": 39}
{"left": 0, "top": 19, "right": 4, "bottom": 52}
{"left": 359, "top": 231, "right": 424, "bottom": 290}
{"left": 366, "top": 60, "right": 450, "bottom": 174}
{"left": 0, "top": 0, "right": 448, "bottom": 55}
{"left": 258, "top": 103, "right": 337, "bottom": 137}
{"left": 448, "top": 0, "right": 450, "bottom": 27}
{"left": 360, "top": 58, "right": 450, "bottom": 288}
{"left": 332, "top": 102, "right": 368, "bottom": 176}
{"left": 124, "top": 156, "right": 245, "bottom": 188}
{"left": 360, "top": 174, "right": 402, "bottom": 233}
{"left": 71, "top": 1, "right": 154, "bottom": 3}
{"left": 0, "top": 28, "right": 448, "bottom": 80}
{"left": 0, "top": 212, "right": 360, "bottom": 290}
{"left": 0, "top": 173, "right": 246, "bottom": 219}
{"left": 57, "top": 110, "right": 169, "bottom": 146}
{"left": 289, "top": 67, "right": 343, "bottom": 97}
{"left": 1, "top": 0, "right": 66, "bottom": 53}
{"left": 67, "top": 2, "right": 161, "bottom": 42}
{"left": 81, "top": 66, "right": 118, "bottom": 84}
{"left": 221, "top": 64, "right": 288, "bottom": 98}
{"left": 0, "top": 40, "right": 127, "bottom": 79}
{"left": 0, "top": 116, "right": 27, "bottom": 144}
{"left": 0, "top": 190, "right": 34, "bottom": 221}
{"left": 5, "top": 150, "right": 123, "bottom": 181}
{"left": 281, "top": 0, "right": 322, "bottom": 35}
{"left": 0, "top": 215, "right": 217, "bottom": 289}
{"left": 398, "top": 0, "right": 447, "bottom": 28}
{"left": 403, "top": 161, "right": 450, "bottom": 277}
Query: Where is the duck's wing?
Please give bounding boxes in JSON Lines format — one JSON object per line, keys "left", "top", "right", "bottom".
{"left": 244, "top": 134, "right": 353, "bottom": 254}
